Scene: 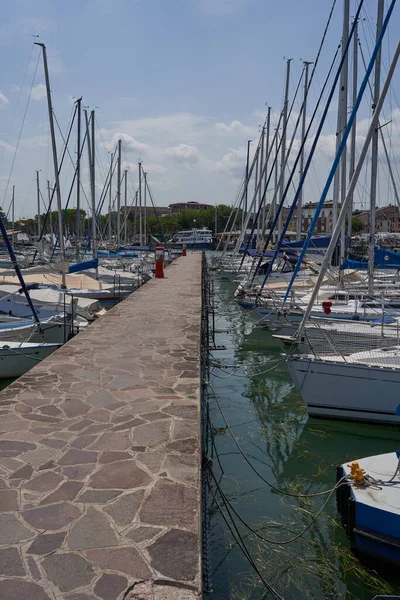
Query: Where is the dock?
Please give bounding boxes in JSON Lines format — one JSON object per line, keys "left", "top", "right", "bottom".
{"left": 0, "top": 254, "right": 202, "bottom": 599}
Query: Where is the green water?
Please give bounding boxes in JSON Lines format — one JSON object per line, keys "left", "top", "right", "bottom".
{"left": 207, "top": 272, "right": 400, "bottom": 600}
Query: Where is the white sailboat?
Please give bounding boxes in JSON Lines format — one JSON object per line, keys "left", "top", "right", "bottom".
{"left": 0, "top": 341, "right": 61, "bottom": 379}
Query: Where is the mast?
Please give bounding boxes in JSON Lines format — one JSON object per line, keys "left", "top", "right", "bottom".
{"left": 36, "top": 171, "right": 41, "bottom": 239}
{"left": 11, "top": 185, "right": 15, "bottom": 248}
{"left": 262, "top": 107, "right": 271, "bottom": 242}
{"left": 257, "top": 125, "right": 265, "bottom": 246}
{"left": 273, "top": 129, "right": 279, "bottom": 242}
{"left": 124, "top": 169, "right": 128, "bottom": 244}
{"left": 243, "top": 140, "right": 251, "bottom": 237}
{"left": 116, "top": 138, "right": 121, "bottom": 248}
{"left": 368, "top": 0, "right": 384, "bottom": 295}
{"left": 75, "top": 97, "right": 82, "bottom": 261}
{"left": 35, "top": 42, "right": 66, "bottom": 287}
{"left": 297, "top": 61, "right": 312, "bottom": 240}
{"left": 253, "top": 141, "right": 259, "bottom": 245}
{"left": 347, "top": 18, "right": 358, "bottom": 238}
{"left": 90, "top": 109, "right": 98, "bottom": 277}
{"left": 278, "top": 58, "right": 292, "bottom": 240}
{"left": 143, "top": 171, "right": 147, "bottom": 247}
{"left": 339, "top": 0, "right": 350, "bottom": 267}
{"left": 47, "top": 180, "right": 53, "bottom": 236}
{"left": 108, "top": 152, "right": 113, "bottom": 244}
{"left": 138, "top": 162, "right": 142, "bottom": 246}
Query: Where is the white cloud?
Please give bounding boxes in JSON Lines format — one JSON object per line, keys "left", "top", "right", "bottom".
{"left": 165, "top": 144, "right": 199, "bottom": 165}
{"left": 31, "top": 83, "right": 47, "bottom": 101}
{"left": 0, "top": 91, "right": 9, "bottom": 108}
{"left": 215, "top": 119, "right": 255, "bottom": 136}
{"left": 106, "top": 132, "right": 149, "bottom": 155}
{"left": 9, "top": 84, "right": 20, "bottom": 93}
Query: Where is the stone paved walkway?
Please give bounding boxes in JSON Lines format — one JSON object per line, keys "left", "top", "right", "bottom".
{"left": 0, "top": 254, "right": 202, "bottom": 600}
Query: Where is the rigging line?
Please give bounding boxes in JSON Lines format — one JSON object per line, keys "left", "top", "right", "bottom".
{"left": 4, "top": 50, "right": 41, "bottom": 211}
{"left": 52, "top": 110, "right": 92, "bottom": 212}
{"left": 0, "top": 43, "right": 35, "bottom": 172}
{"left": 209, "top": 466, "right": 348, "bottom": 547}
{"left": 207, "top": 383, "right": 351, "bottom": 499}
{"left": 206, "top": 477, "right": 285, "bottom": 600}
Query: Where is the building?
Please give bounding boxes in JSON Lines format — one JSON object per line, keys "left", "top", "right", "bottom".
{"left": 120, "top": 206, "right": 169, "bottom": 218}
{"left": 356, "top": 205, "right": 400, "bottom": 233}
{"left": 289, "top": 200, "right": 337, "bottom": 234}
{"left": 169, "top": 201, "right": 211, "bottom": 214}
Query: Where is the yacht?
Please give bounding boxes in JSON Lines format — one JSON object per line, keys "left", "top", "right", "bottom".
{"left": 170, "top": 228, "right": 213, "bottom": 249}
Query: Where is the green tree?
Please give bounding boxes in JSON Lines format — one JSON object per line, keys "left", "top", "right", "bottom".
{"left": 352, "top": 217, "right": 363, "bottom": 233}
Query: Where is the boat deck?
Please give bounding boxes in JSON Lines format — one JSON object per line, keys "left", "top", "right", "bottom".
{"left": 0, "top": 254, "right": 202, "bottom": 599}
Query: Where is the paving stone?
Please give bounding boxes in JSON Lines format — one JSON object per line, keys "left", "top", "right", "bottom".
{"left": 135, "top": 452, "right": 165, "bottom": 474}
{"left": 68, "top": 507, "right": 119, "bottom": 550}
{"left": 77, "top": 489, "right": 122, "bottom": 503}
{"left": 140, "top": 480, "right": 197, "bottom": 529}
{"left": 24, "top": 471, "right": 64, "bottom": 493}
{"left": 94, "top": 573, "right": 128, "bottom": 600}
{"left": 27, "top": 556, "right": 41, "bottom": 580}
{"left": 65, "top": 592, "right": 98, "bottom": 600}
{"left": 22, "top": 501, "right": 82, "bottom": 530}
{"left": 0, "top": 488, "right": 18, "bottom": 511}
{"left": 62, "top": 464, "right": 96, "bottom": 480}
{"left": 104, "top": 490, "right": 144, "bottom": 527}
{"left": 89, "top": 431, "right": 131, "bottom": 451}
{"left": 0, "top": 440, "right": 36, "bottom": 457}
{"left": 131, "top": 420, "right": 171, "bottom": 449}
{"left": 58, "top": 449, "right": 98, "bottom": 465}
{"left": 89, "top": 460, "right": 152, "bottom": 489}
{"left": 125, "top": 525, "right": 163, "bottom": 543}
{"left": 0, "top": 513, "right": 34, "bottom": 544}
{"left": 0, "top": 579, "right": 52, "bottom": 600}
{"left": 164, "top": 454, "right": 197, "bottom": 485}
{"left": 27, "top": 531, "right": 67, "bottom": 555}
{"left": 147, "top": 529, "right": 198, "bottom": 581}
{"left": 70, "top": 434, "right": 98, "bottom": 449}
{"left": 39, "top": 480, "right": 83, "bottom": 505}
{"left": 163, "top": 405, "right": 198, "bottom": 420}
{"left": 61, "top": 399, "right": 91, "bottom": 417}
{"left": 43, "top": 552, "right": 95, "bottom": 592}
{"left": 86, "top": 546, "right": 152, "bottom": 578}
{"left": 166, "top": 438, "right": 198, "bottom": 454}
{"left": 9, "top": 463, "right": 34, "bottom": 480}
{"left": 86, "top": 390, "right": 115, "bottom": 408}
{"left": 41, "top": 438, "right": 67, "bottom": 449}
{"left": 99, "top": 451, "right": 132, "bottom": 464}
{"left": 0, "top": 546, "right": 26, "bottom": 576}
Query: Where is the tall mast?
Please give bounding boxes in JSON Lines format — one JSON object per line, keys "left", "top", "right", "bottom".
{"left": 253, "top": 141, "right": 259, "bottom": 245}
{"left": 116, "top": 138, "right": 121, "bottom": 248}
{"left": 90, "top": 109, "right": 98, "bottom": 277}
{"left": 124, "top": 169, "right": 128, "bottom": 244}
{"left": 297, "top": 61, "right": 312, "bottom": 240}
{"left": 47, "top": 180, "right": 53, "bottom": 236}
{"left": 36, "top": 171, "right": 41, "bottom": 239}
{"left": 347, "top": 19, "right": 358, "bottom": 238}
{"left": 108, "top": 152, "right": 113, "bottom": 244}
{"left": 35, "top": 42, "right": 66, "bottom": 287}
{"left": 243, "top": 140, "right": 251, "bottom": 236}
{"left": 138, "top": 162, "right": 142, "bottom": 246}
{"left": 262, "top": 107, "right": 271, "bottom": 240}
{"left": 143, "top": 171, "right": 147, "bottom": 247}
{"left": 368, "top": 0, "right": 384, "bottom": 295}
{"left": 75, "top": 97, "right": 81, "bottom": 261}
{"left": 278, "top": 58, "right": 292, "bottom": 240}
{"left": 11, "top": 185, "right": 15, "bottom": 248}
{"left": 273, "top": 129, "right": 279, "bottom": 242}
{"left": 257, "top": 125, "right": 265, "bottom": 246}
{"left": 339, "top": 0, "right": 350, "bottom": 266}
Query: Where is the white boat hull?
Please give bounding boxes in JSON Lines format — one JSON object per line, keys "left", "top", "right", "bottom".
{"left": 287, "top": 355, "right": 400, "bottom": 424}
{"left": 0, "top": 343, "right": 61, "bottom": 379}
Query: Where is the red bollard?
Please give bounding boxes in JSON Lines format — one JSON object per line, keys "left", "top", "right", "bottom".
{"left": 155, "top": 246, "right": 165, "bottom": 279}
{"left": 182, "top": 244, "right": 187, "bottom": 257}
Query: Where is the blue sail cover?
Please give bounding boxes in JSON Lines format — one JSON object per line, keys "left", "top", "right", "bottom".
{"left": 281, "top": 236, "right": 333, "bottom": 249}
{"left": 340, "top": 247, "right": 400, "bottom": 270}
{"left": 69, "top": 259, "right": 99, "bottom": 273}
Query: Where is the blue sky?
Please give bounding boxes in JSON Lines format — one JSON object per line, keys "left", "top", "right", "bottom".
{"left": 0, "top": 0, "right": 399, "bottom": 218}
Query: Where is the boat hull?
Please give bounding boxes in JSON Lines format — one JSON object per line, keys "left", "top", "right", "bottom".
{"left": 0, "top": 343, "right": 61, "bottom": 378}
{"left": 287, "top": 356, "right": 400, "bottom": 424}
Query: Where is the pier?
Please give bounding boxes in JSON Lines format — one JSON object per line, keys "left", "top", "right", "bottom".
{"left": 0, "top": 254, "right": 202, "bottom": 599}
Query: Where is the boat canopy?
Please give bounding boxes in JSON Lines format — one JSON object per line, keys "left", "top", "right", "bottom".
{"left": 69, "top": 259, "right": 98, "bottom": 274}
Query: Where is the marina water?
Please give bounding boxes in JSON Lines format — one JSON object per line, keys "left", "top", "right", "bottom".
{"left": 208, "top": 268, "right": 400, "bottom": 599}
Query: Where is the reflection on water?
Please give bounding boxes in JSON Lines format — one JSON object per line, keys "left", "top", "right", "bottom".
{"left": 208, "top": 272, "right": 400, "bottom": 600}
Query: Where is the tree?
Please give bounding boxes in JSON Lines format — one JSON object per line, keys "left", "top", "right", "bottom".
{"left": 351, "top": 217, "right": 363, "bottom": 233}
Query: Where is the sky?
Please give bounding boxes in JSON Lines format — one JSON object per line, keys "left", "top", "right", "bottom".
{"left": 0, "top": 0, "right": 399, "bottom": 219}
